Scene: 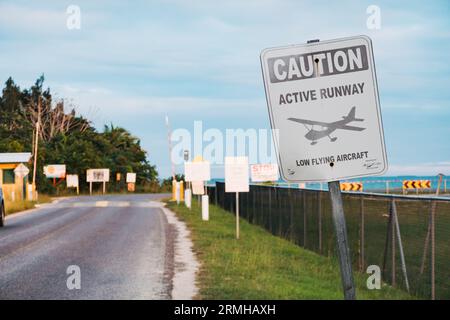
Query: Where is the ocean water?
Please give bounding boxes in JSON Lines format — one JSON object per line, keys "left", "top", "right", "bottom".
{"left": 210, "top": 175, "right": 448, "bottom": 192}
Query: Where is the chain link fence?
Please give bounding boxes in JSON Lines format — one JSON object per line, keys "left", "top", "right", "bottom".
{"left": 208, "top": 182, "right": 450, "bottom": 299}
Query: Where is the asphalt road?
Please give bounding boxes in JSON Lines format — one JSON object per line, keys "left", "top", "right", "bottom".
{"left": 0, "top": 194, "right": 173, "bottom": 300}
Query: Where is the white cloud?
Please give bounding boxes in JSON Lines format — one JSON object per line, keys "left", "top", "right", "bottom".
{"left": 51, "top": 83, "right": 265, "bottom": 126}
{"left": 387, "top": 162, "right": 450, "bottom": 175}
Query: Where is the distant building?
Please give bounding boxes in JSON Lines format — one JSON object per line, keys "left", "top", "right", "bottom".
{"left": 0, "top": 152, "right": 32, "bottom": 201}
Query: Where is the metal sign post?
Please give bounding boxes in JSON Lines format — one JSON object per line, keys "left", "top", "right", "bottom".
{"left": 225, "top": 157, "right": 249, "bottom": 240}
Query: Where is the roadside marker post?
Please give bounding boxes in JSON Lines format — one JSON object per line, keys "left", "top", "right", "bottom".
{"left": 225, "top": 157, "right": 249, "bottom": 239}
{"left": 185, "top": 157, "right": 211, "bottom": 218}
{"left": 260, "top": 36, "right": 388, "bottom": 300}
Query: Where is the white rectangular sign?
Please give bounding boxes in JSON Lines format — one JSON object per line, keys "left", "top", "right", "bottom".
{"left": 192, "top": 180, "right": 205, "bottom": 195}
{"left": 260, "top": 36, "right": 387, "bottom": 182}
{"left": 250, "top": 163, "right": 279, "bottom": 182}
{"left": 126, "top": 173, "right": 136, "bottom": 183}
{"left": 184, "top": 161, "right": 211, "bottom": 182}
{"left": 66, "top": 174, "right": 79, "bottom": 188}
{"left": 43, "top": 165, "right": 66, "bottom": 178}
{"left": 225, "top": 156, "right": 249, "bottom": 193}
{"left": 86, "top": 169, "right": 110, "bottom": 182}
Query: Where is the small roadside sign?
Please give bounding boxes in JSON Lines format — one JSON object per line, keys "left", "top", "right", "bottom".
{"left": 225, "top": 156, "right": 249, "bottom": 240}
{"left": 225, "top": 157, "right": 249, "bottom": 193}
{"left": 43, "top": 164, "right": 66, "bottom": 178}
{"left": 260, "top": 35, "right": 387, "bottom": 182}
{"left": 86, "top": 169, "right": 110, "bottom": 182}
{"left": 66, "top": 174, "right": 79, "bottom": 188}
{"left": 14, "top": 163, "right": 29, "bottom": 178}
{"left": 184, "top": 161, "right": 211, "bottom": 182}
{"left": 192, "top": 180, "right": 204, "bottom": 195}
{"left": 250, "top": 163, "right": 279, "bottom": 182}
{"left": 126, "top": 173, "right": 136, "bottom": 183}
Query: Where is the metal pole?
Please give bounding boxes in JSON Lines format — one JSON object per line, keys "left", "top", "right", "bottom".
{"left": 236, "top": 192, "right": 240, "bottom": 240}
{"left": 318, "top": 192, "right": 322, "bottom": 254}
{"left": 392, "top": 199, "right": 410, "bottom": 293}
{"left": 419, "top": 174, "right": 442, "bottom": 278}
{"left": 328, "top": 181, "right": 356, "bottom": 300}
{"left": 90, "top": 182, "right": 92, "bottom": 196}
{"left": 382, "top": 202, "right": 393, "bottom": 278}
{"left": 431, "top": 199, "right": 436, "bottom": 300}
{"left": 303, "top": 192, "right": 307, "bottom": 247}
{"left": 391, "top": 202, "right": 396, "bottom": 286}
{"left": 360, "top": 196, "right": 365, "bottom": 272}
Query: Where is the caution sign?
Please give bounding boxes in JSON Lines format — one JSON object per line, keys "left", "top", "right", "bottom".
{"left": 340, "top": 182, "right": 363, "bottom": 191}
{"left": 402, "top": 180, "right": 431, "bottom": 189}
{"left": 260, "top": 36, "right": 387, "bottom": 182}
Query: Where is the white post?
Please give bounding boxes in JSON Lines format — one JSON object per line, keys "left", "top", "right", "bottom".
{"left": 89, "top": 182, "right": 92, "bottom": 195}
{"left": 176, "top": 182, "right": 180, "bottom": 204}
{"left": 103, "top": 181, "right": 106, "bottom": 194}
{"left": 202, "top": 195, "right": 209, "bottom": 221}
{"left": 185, "top": 188, "right": 192, "bottom": 209}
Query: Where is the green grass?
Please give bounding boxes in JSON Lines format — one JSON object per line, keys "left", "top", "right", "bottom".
{"left": 166, "top": 199, "right": 412, "bottom": 300}
{"left": 5, "top": 194, "right": 53, "bottom": 216}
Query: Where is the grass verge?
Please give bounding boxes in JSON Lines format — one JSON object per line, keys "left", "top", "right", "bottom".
{"left": 5, "top": 194, "right": 53, "bottom": 216}
{"left": 166, "top": 199, "right": 412, "bottom": 300}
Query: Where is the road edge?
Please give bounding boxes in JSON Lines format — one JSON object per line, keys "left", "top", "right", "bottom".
{"left": 157, "top": 201, "right": 200, "bottom": 300}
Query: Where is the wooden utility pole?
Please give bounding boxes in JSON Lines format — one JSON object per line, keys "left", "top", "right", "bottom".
{"left": 32, "top": 97, "right": 41, "bottom": 200}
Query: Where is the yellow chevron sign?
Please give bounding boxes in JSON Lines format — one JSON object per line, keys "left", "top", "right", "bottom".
{"left": 340, "top": 182, "right": 363, "bottom": 191}
{"left": 402, "top": 180, "right": 431, "bottom": 189}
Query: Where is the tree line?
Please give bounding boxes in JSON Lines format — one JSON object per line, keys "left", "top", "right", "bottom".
{"left": 0, "top": 75, "right": 160, "bottom": 194}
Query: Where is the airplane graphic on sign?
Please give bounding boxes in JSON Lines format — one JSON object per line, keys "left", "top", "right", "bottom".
{"left": 287, "top": 106, "right": 365, "bottom": 145}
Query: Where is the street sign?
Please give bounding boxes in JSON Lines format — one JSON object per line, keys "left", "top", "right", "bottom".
{"left": 225, "top": 157, "right": 249, "bottom": 193}
{"left": 86, "top": 169, "right": 110, "bottom": 182}
{"left": 43, "top": 164, "right": 66, "bottom": 178}
{"left": 340, "top": 182, "right": 363, "bottom": 191}
{"left": 261, "top": 35, "right": 387, "bottom": 182}
{"left": 250, "top": 163, "right": 279, "bottom": 182}
{"left": 14, "top": 163, "right": 29, "bottom": 178}
{"left": 66, "top": 174, "right": 79, "bottom": 188}
{"left": 184, "top": 161, "right": 211, "bottom": 182}
{"left": 126, "top": 173, "right": 136, "bottom": 183}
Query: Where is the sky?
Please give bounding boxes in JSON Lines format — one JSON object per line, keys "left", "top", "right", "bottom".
{"left": 0, "top": 0, "right": 449, "bottom": 178}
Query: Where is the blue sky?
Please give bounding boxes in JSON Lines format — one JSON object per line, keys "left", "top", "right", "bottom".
{"left": 0, "top": 0, "right": 449, "bottom": 178}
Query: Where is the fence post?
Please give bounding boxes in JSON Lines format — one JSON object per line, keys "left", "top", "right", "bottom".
{"left": 431, "top": 199, "right": 436, "bottom": 300}
{"left": 303, "top": 191, "right": 307, "bottom": 248}
{"left": 318, "top": 191, "right": 322, "bottom": 254}
{"left": 360, "top": 196, "right": 365, "bottom": 272}
{"left": 419, "top": 174, "right": 442, "bottom": 299}
{"left": 215, "top": 185, "right": 218, "bottom": 206}
{"left": 419, "top": 201, "right": 432, "bottom": 276}
{"left": 382, "top": 203, "right": 393, "bottom": 278}
{"left": 268, "top": 187, "right": 273, "bottom": 232}
{"left": 391, "top": 203, "right": 396, "bottom": 287}
{"left": 392, "top": 199, "right": 410, "bottom": 293}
